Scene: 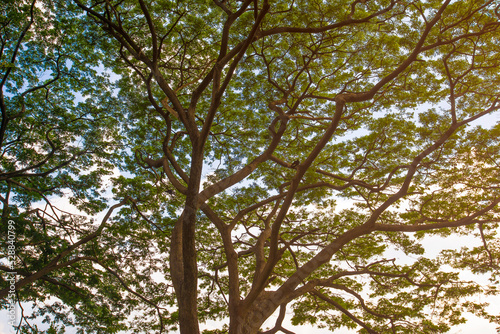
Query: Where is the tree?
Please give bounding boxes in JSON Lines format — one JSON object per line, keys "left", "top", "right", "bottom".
{"left": 2, "top": 0, "right": 500, "bottom": 333}
{"left": 0, "top": 0, "right": 134, "bottom": 331}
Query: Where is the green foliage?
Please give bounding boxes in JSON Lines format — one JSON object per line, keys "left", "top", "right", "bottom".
{"left": 2, "top": 0, "right": 500, "bottom": 333}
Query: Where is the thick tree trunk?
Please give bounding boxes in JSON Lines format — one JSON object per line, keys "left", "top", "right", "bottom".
{"left": 178, "top": 202, "right": 200, "bottom": 334}
{"left": 170, "top": 147, "right": 204, "bottom": 334}
{"left": 170, "top": 205, "right": 201, "bottom": 334}
{"left": 229, "top": 292, "right": 280, "bottom": 334}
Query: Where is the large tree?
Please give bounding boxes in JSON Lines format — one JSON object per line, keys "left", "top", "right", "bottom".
{"left": 2, "top": 0, "right": 500, "bottom": 333}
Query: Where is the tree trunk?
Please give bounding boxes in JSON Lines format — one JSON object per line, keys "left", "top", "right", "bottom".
{"left": 170, "top": 147, "right": 204, "bottom": 334}
{"left": 230, "top": 292, "right": 280, "bottom": 334}
{"left": 179, "top": 203, "right": 200, "bottom": 334}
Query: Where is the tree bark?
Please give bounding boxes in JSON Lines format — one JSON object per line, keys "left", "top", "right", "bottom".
{"left": 170, "top": 143, "right": 204, "bottom": 334}
{"left": 231, "top": 292, "right": 279, "bottom": 334}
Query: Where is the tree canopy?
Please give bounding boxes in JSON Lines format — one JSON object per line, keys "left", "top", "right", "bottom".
{"left": 1, "top": 0, "right": 500, "bottom": 333}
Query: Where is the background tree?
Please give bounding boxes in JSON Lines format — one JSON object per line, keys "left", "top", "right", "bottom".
{"left": 0, "top": 0, "right": 160, "bottom": 332}
{"left": 2, "top": 0, "right": 500, "bottom": 333}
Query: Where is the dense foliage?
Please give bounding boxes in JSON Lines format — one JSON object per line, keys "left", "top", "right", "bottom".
{"left": 1, "top": 0, "right": 500, "bottom": 333}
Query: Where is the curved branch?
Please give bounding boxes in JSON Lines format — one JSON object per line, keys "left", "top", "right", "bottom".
{"left": 311, "top": 290, "right": 379, "bottom": 334}
{"left": 0, "top": 199, "right": 127, "bottom": 299}
{"left": 375, "top": 198, "right": 500, "bottom": 232}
